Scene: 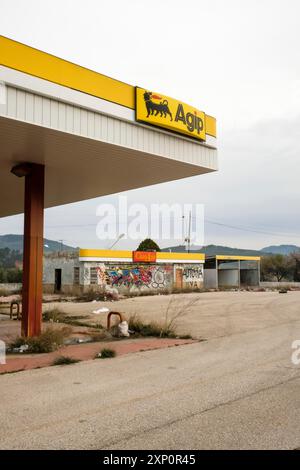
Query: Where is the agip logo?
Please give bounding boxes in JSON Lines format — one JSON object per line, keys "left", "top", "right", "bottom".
{"left": 136, "top": 87, "right": 206, "bottom": 141}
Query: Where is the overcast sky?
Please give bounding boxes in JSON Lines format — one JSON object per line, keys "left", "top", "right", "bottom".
{"left": 0, "top": 0, "right": 299, "bottom": 250}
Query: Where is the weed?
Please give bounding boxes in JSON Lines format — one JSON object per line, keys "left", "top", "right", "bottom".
{"left": 43, "top": 308, "right": 65, "bottom": 322}
{"left": 128, "top": 296, "right": 198, "bottom": 338}
{"left": 52, "top": 356, "right": 81, "bottom": 366}
{"left": 96, "top": 348, "right": 116, "bottom": 359}
{"left": 10, "top": 326, "right": 72, "bottom": 354}
{"left": 75, "top": 289, "right": 118, "bottom": 302}
{"left": 128, "top": 314, "right": 174, "bottom": 338}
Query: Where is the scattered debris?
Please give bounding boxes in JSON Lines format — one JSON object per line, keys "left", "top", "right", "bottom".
{"left": 118, "top": 321, "right": 130, "bottom": 337}
{"left": 92, "top": 307, "right": 110, "bottom": 315}
{"left": 12, "top": 344, "right": 29, "bottom": 354}
{"left": 77, "top": 338, "right": 92, "bottom": 344}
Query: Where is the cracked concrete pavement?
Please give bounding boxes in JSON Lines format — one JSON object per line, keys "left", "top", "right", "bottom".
{"left": 1, "top": 291, "right": 300, "bottom": 449}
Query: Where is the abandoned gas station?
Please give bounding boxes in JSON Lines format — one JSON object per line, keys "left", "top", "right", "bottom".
{"left": 43, "top": 249, "right": 205, "bottom": 295}
{"left": 0, "top": 36, "right": 217, "bottom": 337}
{"left": 43, "top": 250, "right": 260, "bottom": 295}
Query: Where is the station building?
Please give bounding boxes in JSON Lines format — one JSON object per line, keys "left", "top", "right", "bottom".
{"left": 43, "top": 249, "right": 205, "bottom": 295}
{"left": 43, "top": 251, "right": 261, "bottom": 296}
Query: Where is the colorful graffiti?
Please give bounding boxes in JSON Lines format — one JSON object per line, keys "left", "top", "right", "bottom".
{"left": 86, "top": 262, "right": 203, "bottom": 291}
{"left": 182, "top": 266, "right": 203, "bottom": 288}
{"left": 96, "top": 265, "right": 107, "bottom": 286}
{"left": 106, "top": 265, "right": 168, "bottom": 290}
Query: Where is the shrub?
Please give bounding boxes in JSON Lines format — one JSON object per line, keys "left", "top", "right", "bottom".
{"left": 96, "top": 348, "right": 116, "bottom": 359}
{"left": 10, "top": 326, "right": 72, "bottom": 354}
{"left": 52, "top": 356, "right": 81, "bottom": 366}
{"left": 128, "top": 314, "right": 176, "bottom": 338}
{"left": 43, "top": 308, "right": 65, "bottom": 322}
{"left": 128, "top": 296, "right": 197, "bottom": 339}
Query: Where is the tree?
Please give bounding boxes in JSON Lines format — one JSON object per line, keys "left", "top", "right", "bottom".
{"left": 290, "top": 253, "right": 300, "bottom": 282}
{"left": 137, "top": 239, "right": 161, "bottom": 252}
{"left": 261, "top": 254, "right": 294, "bottom": 282}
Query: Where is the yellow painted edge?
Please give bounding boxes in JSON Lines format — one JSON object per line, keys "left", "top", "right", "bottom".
{"left": 80, "top": 249, "right": 205, "bottom": 261}
{"left": 0, "top": 36, "right": 135, "bottom": 109}
{"left": 0, "top": 36, "right": 217, "bottom": 138}
{"left": 79, "top": 249, "right": 132, "bottom": 259}
{"left": 216, "top": 255, "right": 261, "bottom": 261}
{"left": 157, "top": 252, "right": 205, "bottom": 261}
{"left": 206, "top": 115, "right": 217, "bottom": 138}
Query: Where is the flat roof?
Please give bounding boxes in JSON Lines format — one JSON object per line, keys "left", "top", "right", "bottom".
{"left": 79, "top": 249, "right": 205, "bottom": 263}
{"left": 206, "top": 255, "right": 261, "bottom": 261}
{"left": 0, "top": 36, "right": 216, "bottom": 137}
{"left": 0, "top": 37, "right": 217, "bottom": 218}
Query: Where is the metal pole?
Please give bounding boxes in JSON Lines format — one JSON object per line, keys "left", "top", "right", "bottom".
{"left": 188, "top": 211, "right": 192, "bottom": 253}
{"left": 12, "top": 163, "right": 45, "bottom": 337}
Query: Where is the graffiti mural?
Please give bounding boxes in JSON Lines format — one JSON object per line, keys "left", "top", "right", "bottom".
{"left": 151, "top": 267, "right": 167, "bottom": 289}
{"left": 96, "top": 264, "right": 107, "bottom": 286}
{"left": 182, "top": 266, "right": 203, "bottom": 288}
{"left": 83, "top": 262, "right": 202, "bottom": 292}
{"left": 106, "top": 265, "right": 169, "bottom": 290}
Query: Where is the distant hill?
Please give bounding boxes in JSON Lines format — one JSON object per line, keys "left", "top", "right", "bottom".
{"left": 261, "top": 245, "right": 300, "bottom": 255}
{"left": 0, "top": 234, "right": 77, "bottom": 253}
{"left": 162, "top": 244, "right": 267, "bottom": 256}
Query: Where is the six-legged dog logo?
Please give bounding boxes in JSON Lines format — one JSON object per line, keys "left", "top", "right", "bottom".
{"left": 143, "top": 91, "right": 173, "bottom": 121}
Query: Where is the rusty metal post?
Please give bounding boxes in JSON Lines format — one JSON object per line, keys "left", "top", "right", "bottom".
{"left": 11, "top": 163, "right": 45, "bottom": 337}
{"left": 107, "top": 312, "right": 124, "bottom": 330}
{"left": 22, "top": 164, "right": 45, "bottom": 337}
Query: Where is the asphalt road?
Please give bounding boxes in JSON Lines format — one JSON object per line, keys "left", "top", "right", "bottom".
{"left": 1, "top": 293, "right": 300, "bottom": 449}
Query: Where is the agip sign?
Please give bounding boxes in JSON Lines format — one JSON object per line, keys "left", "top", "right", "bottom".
{"left": 136, "top": 87, "right": 206, "bottom": 141}
{"left": 132, "top": 251, "right": 157, "bottom": 263}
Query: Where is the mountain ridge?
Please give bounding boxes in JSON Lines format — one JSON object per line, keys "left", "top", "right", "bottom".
{"left": 0, "top": 234, "right": 76, "bottom": 253}
{"left": 161, "top": 244, "right": 300, "bottom": 256}
{"left": 0, "top": 235, "right": 299, "bottom": 256}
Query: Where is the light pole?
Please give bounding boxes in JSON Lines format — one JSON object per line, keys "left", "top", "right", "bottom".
{"left": 109, "top": 233, "right": 125, "bottom": 250}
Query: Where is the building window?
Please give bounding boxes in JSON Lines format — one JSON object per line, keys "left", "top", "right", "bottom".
{"left": 90, "top": 267, "right": 98, "bottom": 285}
{"left": 74, "top": 267, "right": 80, "bottom": 285}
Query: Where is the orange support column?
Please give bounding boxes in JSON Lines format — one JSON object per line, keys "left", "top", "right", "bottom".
{"left": 11, "top": 163, "right": 45, "bottom": 337}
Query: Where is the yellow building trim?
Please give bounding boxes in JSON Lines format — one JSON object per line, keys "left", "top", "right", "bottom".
{"left": 0, "top": 36, "right": 217, "bottom": 138}
{"left": 79, "top": 249, "right": 205, "bottom": 262}
{"left": 157, "top": 252, "right": 205, "bottom": 261}
{"left": 206, "top": 115, "right": 217, "bottom": 138}
{"left": 216, "top": 255, "right": 261, "bottom": 261}
{"left": 0, "top": 36, "right": 135, "bottom": 109}
{"left": 79, "top": 249, "right": 132, "bottom": 259}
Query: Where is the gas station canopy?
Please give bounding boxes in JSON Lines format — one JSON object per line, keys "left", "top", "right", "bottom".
{"left": 0, "top": 36, "right": 217, "bottom": 218}
{"left": 0, "top": 36, "right": 217, "bottom": 337}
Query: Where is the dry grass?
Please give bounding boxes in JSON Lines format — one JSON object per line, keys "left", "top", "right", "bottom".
{"left": 10, "top": 326, "right": 72, "bottom": 353}
{"left": 43, "top": 307, "right": 104, "bottom": 329}
{"left": 52, "top": 356, "right": 81, "bottom": 366}
{"left": 128, "top": 296, "right": 199, "bottom": 339}
{"left": 128, "top": 315, "right": 169, "bottom": 337}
